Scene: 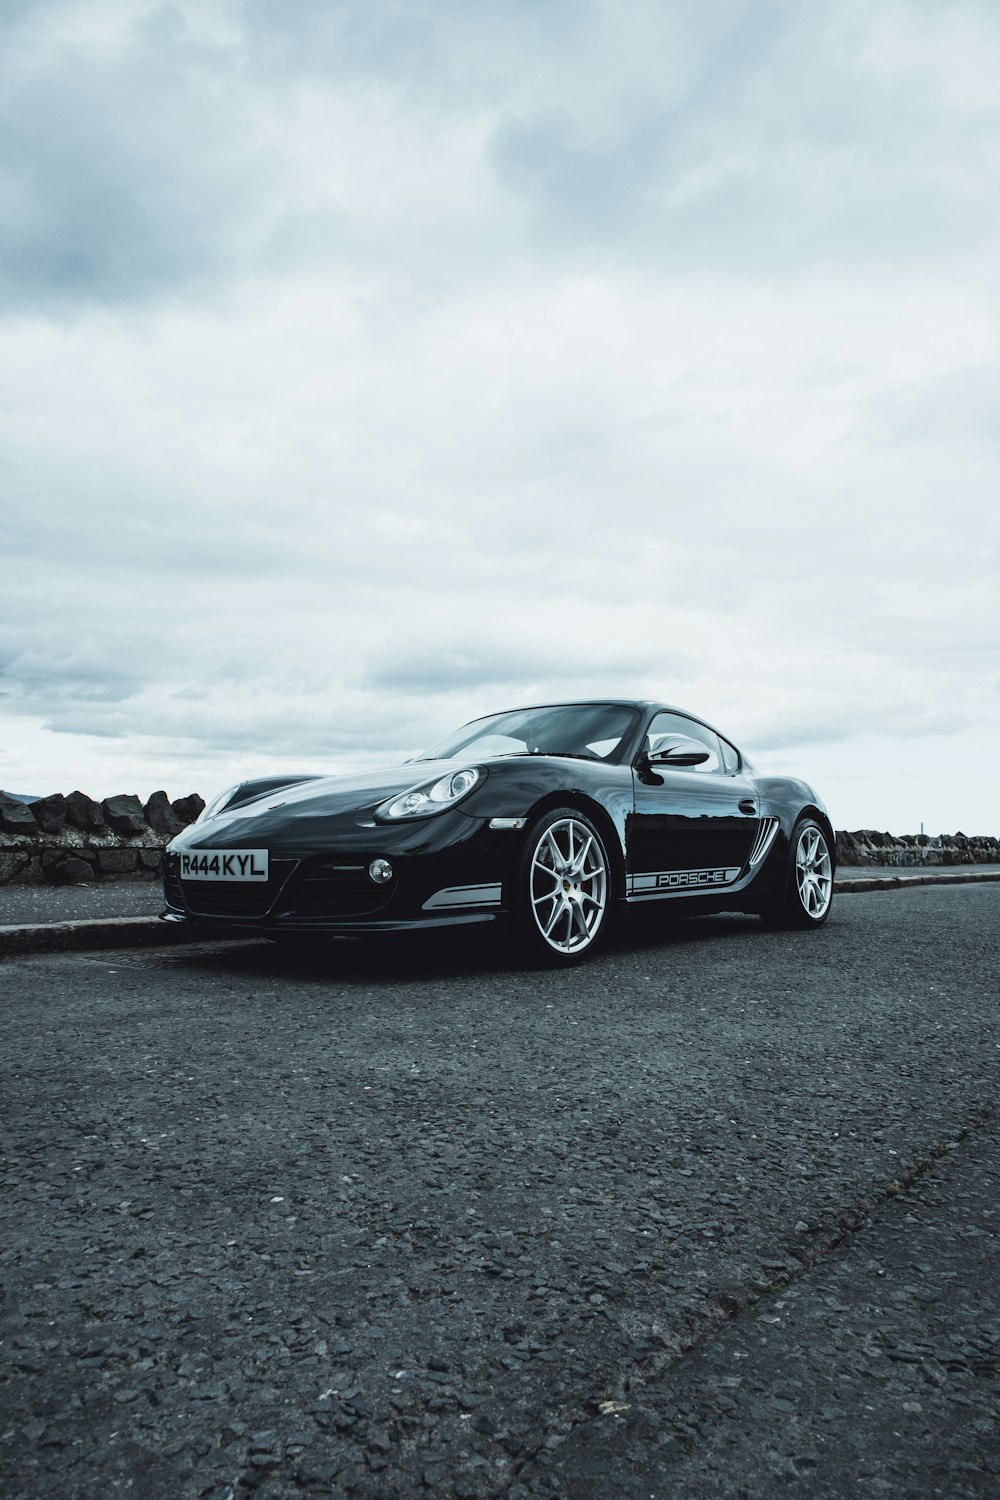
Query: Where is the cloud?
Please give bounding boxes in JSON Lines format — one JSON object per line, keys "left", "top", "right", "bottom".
{"left": 3, "top": 0, "right": 996, "bottom": 319}
{"left": 364, "top": 637, "right": 695, "bottom": 697}
{"left": 0, "top": 3, "right": 280, "bottom": 311}
{"left": 0, "top": 0, "right": 998, "bottom": 836}
{"left": 487, "top": 3, "right": 1000, "bottom": 269}
{"left": 489, "top": 109, "right": 669, "bottom": 243}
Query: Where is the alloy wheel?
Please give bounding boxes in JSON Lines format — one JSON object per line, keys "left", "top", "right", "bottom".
{"left": 529, "top": 816, "right": 609, "bottom": 955}
{"left": 795, "top": 824, "right": 833, "bottom": 919}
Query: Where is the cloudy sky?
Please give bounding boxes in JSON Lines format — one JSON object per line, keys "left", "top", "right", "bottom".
{"left": 1, "top": 0, "right": 998, "bottom": 833}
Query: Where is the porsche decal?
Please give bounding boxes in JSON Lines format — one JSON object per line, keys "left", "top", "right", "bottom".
{"left": 628, "top": 867, "right": 740, "bottom": 896}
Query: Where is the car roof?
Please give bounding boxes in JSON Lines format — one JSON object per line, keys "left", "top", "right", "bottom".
{"left": 481, "top": 699, "right": 680, "bottom": 716}
{"left": 471, "top": 699, "right": 740, "bottom": 748}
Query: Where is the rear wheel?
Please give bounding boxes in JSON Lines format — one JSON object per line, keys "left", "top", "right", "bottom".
{"left": 760, "top": 818, "right": 833, "bottom": 929}
{"left": 514, "top": 808, "right": 612, "bottom": 965}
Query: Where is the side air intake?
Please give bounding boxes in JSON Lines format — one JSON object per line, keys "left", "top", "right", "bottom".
{"left": 747, "top": 817, "right": 780, "bottom": 868}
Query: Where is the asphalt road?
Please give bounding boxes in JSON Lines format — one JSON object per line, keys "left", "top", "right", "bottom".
{"left": 1, "top": 886, "right": 997, "bottom": 1499}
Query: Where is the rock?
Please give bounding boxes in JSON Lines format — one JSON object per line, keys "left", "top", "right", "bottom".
{"left": 65, "top": 791, "right": 105, "bottom": 830}
{"left": 98, "top": 848, "right": 139, "bottom": 875}
{"left": 42, "top": 848, "right": 97, "bottom": 883}
{"left": 171, "top": 794, "right": 205, "bottom": 827}
{"left": 31, "top": 794, "right": 67, "bottom": 834}
{"left": 0, "top": 793, "right": 38, "bottom": 835}
{"left": 101, "top": 794, "right": 146, "bottom": 835}
{"left": 144, "top": 790, "right": 183, "bottom": 836}
{"left": 59, "top": 856, "right": 96, "bottom": 885}
{"left": 139, "top": 849, "right": 163, "bottom": 872}
{"left": 0, "top": 850, "right": 32, "bottom": 883}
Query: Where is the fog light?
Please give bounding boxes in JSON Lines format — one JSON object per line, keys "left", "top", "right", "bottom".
{"left": 368, "top": 858, "right": 393, "bottom": 884}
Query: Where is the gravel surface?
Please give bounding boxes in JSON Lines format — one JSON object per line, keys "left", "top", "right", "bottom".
{"left": 519, "top": 1114, "right": 1000, "bottom": 1498}
{"left": 0, "top": 882, "right": 163, "bottom": 925}
{"left": 1, "top": 885, "right": 997, "bottom": 1498}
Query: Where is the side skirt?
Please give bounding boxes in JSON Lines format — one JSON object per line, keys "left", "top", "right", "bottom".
{"left": 626, "top": 866, "right": 741, "bottom": 901}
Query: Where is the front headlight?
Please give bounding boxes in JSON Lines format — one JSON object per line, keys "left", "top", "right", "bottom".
{"left": 375, "top": 767, "right": 482, "bottom": 821}
{"left": 196, "top": 783, "right": 243, "bottom": 824}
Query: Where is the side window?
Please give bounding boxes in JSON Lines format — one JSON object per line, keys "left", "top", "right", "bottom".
{"left": 720, "top": 738, "right": 740, "bottom": 774}
{"left": 645, "top": 712, "right": 723, "bottom": 774}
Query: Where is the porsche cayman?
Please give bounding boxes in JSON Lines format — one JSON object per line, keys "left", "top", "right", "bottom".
{"left": 162, "top": 700, "right": 835, "bottom": 964}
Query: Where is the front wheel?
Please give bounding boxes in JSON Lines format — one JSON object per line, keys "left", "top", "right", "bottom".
{"left": 514, "top": 808, "right": 613, "bottom": 965}
{"left": 760, "top": 818, "right": 834, "bottom": 929}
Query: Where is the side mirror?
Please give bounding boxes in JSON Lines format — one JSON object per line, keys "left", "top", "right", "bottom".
{"left": 646, "top": 736, "right": 711, "bottom": 768}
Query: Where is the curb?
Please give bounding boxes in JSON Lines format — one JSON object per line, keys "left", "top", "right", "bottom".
{"left": 0, "top": 916, "right": 244, "bottom": 958}
{"left": 835, "top": 870, "right": 1000, "bottom": 894}
{"left": 3, "top": 871, "right": 1000, "bottom": 957}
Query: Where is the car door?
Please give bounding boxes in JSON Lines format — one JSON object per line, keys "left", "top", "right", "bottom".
{"left": 628, "top": 712, "right": 760, "bottom": 895}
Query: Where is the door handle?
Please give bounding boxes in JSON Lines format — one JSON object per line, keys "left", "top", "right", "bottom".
{"left": 738, "top": 798, "right": 758, "bottom": 816}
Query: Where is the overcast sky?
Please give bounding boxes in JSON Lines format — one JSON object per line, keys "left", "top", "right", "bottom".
{"left": 1, "top": 0, "right": 998, "bottom": 833}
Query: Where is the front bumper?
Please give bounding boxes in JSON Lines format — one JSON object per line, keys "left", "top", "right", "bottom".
{"left": 160, "top": 908, "right": 499, "bottom": 936}
{"left": 161, "top": 812, "right": 517, "bottom": 934}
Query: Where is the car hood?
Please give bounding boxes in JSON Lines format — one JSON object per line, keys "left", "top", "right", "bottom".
{"left": 183, "top": 759, "right": 466, "bottom": 839}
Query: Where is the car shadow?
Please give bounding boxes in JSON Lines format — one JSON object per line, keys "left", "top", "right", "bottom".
{"left": 621, "top": 908, "right": 765, "bottom": 953}
{"left": 157, "top": 908, "right": 769, "bottom": 985}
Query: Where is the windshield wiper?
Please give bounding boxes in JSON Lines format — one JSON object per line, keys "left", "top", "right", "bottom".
{"left": 507, "top": 751, "right": 599, "bottom": 761}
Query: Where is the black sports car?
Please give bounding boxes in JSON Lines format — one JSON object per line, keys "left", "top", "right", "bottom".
{"left": 162, "top": 700, "right": 835, "bottom": 964}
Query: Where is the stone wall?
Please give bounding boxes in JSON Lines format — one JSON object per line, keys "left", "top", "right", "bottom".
{"left": 0, "top": 791, "right": 205, "bottom": 887}
{"left": 1, "top": 788, "right": 997, "bottom": 886}
{"left": 835, "top": 830, "right": 1000, "bottom": 867}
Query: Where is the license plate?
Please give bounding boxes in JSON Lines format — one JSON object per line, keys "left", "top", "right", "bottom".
{"left": 179, "top": 850, "right": 269, "bottom": 881}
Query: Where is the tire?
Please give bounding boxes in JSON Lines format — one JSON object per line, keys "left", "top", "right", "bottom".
{"left": 760, "top": 817, "right": 834, "bottom": 929}
{"left": 513, "top": 808, "right": 613, "bottom": 965}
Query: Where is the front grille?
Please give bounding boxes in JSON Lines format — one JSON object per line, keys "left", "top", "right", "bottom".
{"left": 179, "top": 859, "right": 298, "bottom": 919}
{"left": 282, "top": 859, "right": 396, "bottom": 920}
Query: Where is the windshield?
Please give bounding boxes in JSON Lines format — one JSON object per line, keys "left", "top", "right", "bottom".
{"left": 417, "top": 704, "right": 642, "bottom": 764}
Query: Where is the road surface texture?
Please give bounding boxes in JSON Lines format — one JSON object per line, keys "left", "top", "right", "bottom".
{"left": 1, "top": 885, "right": 997, "bottom": 1499}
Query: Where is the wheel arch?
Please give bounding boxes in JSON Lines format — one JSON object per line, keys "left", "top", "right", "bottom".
{"left": 797, "top": 804, "right": 837, "bottom": 869}
{"left": 520, "top": 791, "right": 627, "bottom": 899}
{"left": 752, "top": 801, "right": 836, "bottom": 906}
